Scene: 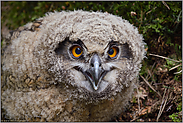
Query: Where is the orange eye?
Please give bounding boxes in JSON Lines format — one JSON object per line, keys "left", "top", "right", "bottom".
{"left": 70, "top": 45, "right": 83, "bottom": 58}
{"left": 108, "top": 46, "right": 119, "bottom": 59}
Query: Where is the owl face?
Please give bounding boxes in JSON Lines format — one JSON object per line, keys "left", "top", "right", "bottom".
{"left": 54, "top": 37, "right": 133, "bottom": 97}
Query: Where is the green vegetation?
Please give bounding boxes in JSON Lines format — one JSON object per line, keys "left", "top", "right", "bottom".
{"left": 1, "top": 1, "right": 182, "bottom": 122}
{"left": 169, "top": 102, "right": 182, "bottom": 122}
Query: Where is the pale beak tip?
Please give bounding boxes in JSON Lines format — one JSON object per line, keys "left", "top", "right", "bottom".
{"left": 93, "top": 84, "right": 99, "bottom": 91}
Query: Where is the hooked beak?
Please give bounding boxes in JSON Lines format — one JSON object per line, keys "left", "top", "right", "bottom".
{"left": 83, "top": 54, "right": 108, "bottom": 90}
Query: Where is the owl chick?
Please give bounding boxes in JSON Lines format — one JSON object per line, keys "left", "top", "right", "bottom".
{"left": 1, "top": 10, "right": 145, "bottom": 122}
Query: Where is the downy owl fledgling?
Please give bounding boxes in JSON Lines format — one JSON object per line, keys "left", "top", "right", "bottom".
{"left": 1, "top": 10, "right": 145, "bottom": 121}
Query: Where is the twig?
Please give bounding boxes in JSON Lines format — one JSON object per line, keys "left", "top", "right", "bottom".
{"left": 162, "top": 1, "right": 170, "bottom": 10}
{"left": 158, "top": 36, "right": 161, "bottom": 43}
{"left": 137, "top": 87, "right": 141, "bottom": 112}
{"left": 149, "top": 62, "right": 158, "bottom": 89}
{"left": 146, "top": 62, "right": 156, "bottom": 80}
{"left": 169, "top": 63, "right": 182, "bottom": 71}
{"left": 150, "top": 62, "right": 156, "bottom": 74}
{"left": 49, "top": 3, "right": 54, "bottom": 11}
{"left": 156, "top": 88, "right": 169, "bottom": 121}
{"left": 140, "top": 75, "right": 162, "bottom": 98}
{"left": 166, "top": 104, "right": 173, "bottom": 112}
{"left": 174, "top": 70, "right": 182, "bottom": 74}
{"left": 149, "top": 53, "right": 181, "bottom": 63}
{"left": 147, "top": 69, "right": 152, "bottom": 80}
{"left": 146, "top": 7, "right": 157, "bottom": 15}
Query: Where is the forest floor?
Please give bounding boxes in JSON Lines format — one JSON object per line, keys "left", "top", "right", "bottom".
{"left": 114, "top": 35, "right": 182, "bottom": 122}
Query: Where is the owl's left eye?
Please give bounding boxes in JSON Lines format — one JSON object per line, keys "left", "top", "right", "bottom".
{"left": 108, "top": 46, "right": 119, "bottom": 59}
{"left": 70, "top": 45, "right": 83, "bottom": 58}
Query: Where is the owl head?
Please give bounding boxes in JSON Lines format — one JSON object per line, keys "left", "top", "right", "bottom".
{"left": 5, "top": 10, "right": 145, "bottom": 101}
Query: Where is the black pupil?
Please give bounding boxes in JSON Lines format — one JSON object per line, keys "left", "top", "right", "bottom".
{"left": 108, "top": 48, "right": 114, "bottom": 55}
{"left": 75, "top": 47, "right": 81, "bottom": 54}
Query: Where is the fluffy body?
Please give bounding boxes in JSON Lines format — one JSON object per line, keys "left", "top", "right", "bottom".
{"left": 1, "top": 10, "right": 145, "bottom": 121}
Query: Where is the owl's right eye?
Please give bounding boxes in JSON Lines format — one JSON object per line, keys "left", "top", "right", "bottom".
{"left": 70, "top": 45, "right": 83, "bottom": 58}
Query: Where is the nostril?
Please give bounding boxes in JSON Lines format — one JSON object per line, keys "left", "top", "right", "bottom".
{"left": 99, "top": 63, "right": 101, "bottom": 67}
{"left": 91, "top": 62, "right": 94, "bottom": 67}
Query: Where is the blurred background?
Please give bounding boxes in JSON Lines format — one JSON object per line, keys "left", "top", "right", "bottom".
{"left": 1, "top": 1, "right": 182, "bottom": 122}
